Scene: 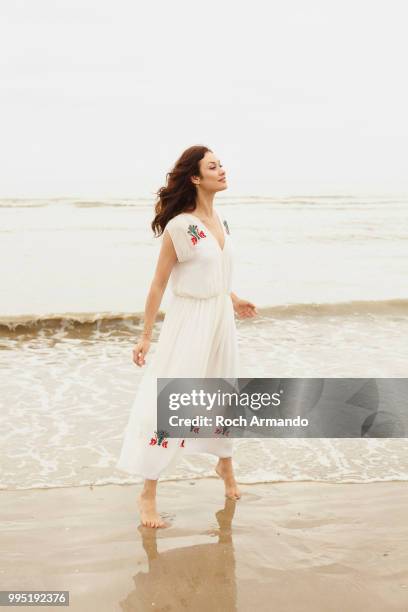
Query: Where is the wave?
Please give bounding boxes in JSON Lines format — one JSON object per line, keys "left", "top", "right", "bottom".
{"left": 1, "top": 194, "right": 407, "bottom": 208}
{"left": 258, "top": 298, "right": 408, "bottom": 318}
{"left": 0, "top": 310, "right": 164, "bottom": 335}
{"left": 1, "top": 298, "right": 408, "bottom": 335}
{"left": 2, "top": 473, "right": 408, "bottom": 491}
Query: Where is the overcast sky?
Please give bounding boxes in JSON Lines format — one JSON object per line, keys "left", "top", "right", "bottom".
{"left": 1, "top": 0, "right": 407, "bottom": 197}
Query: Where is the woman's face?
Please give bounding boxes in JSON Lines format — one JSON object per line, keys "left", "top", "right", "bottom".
{"left": 195, "top": 151, "right": 227, "bottom": 192}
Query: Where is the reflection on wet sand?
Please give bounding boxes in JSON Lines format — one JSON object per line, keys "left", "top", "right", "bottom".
{"left": 120, "top": 498, "right": 238, "bottom": 611}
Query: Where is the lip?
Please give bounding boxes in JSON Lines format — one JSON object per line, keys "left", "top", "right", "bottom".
{"left": 219, "top": 177, "right": 227, "bottom": 182}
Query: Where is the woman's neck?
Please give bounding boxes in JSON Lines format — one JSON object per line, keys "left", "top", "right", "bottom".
{"left": 193, "top": 193, "right": 216, "bottom": 220}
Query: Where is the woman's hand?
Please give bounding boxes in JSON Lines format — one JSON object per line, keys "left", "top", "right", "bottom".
{"left": 132, "top": 337, "right": 151, "bottom": 367}
{"left": 232, "top": 297, "right": 258, "bottom": 319}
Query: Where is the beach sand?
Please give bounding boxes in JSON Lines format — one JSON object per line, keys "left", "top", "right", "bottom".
{"left": 1, "top": 479, "right": 408, "bottom": 611}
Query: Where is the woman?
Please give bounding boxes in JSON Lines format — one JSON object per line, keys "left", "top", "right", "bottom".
{"left": 116, "top": 145, "right": 257, "bottom": 528}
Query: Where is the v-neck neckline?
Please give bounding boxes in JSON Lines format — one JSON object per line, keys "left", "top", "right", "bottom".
{"left": 185, "top": 208, "right": 227, "bottom": 253}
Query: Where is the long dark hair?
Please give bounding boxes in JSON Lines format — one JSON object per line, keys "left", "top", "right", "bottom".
{"left": 151, "top": 145, "right": 212, "bottom": 236}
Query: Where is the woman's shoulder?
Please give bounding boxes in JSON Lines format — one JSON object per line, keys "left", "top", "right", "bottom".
{"left": 165, "top": 212, "right": 190, "bottom": 229}
{"left": 164, "top": 212, "right": 196, "bottom": 263}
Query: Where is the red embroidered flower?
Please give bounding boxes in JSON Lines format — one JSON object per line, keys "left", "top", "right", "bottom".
{"left": 214, "top": 426, "right": 230, "bottom": 436}
{"left": 187, "top": 224, "right": 206, "bottom": 245}
{"left": 149, "top": 429, "right": 169, "bottom": 447}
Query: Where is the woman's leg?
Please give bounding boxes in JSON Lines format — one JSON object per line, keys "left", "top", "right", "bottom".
{"left": 138, "top": 478, "right": 165, "bottom": 528}
{"left": 215, "top": 456, "right": 241, "bottom": 500}
{"left": 208, "top": 297, "right": 241, "bottom": 500}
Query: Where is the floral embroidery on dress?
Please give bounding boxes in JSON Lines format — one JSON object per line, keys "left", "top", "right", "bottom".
{"left": 149, "top": 429, "right": 169, "bottom": 448}
{"left": 223, "top": 219, "right": 230, "bottom": 235}
{"left": 214, "top": 425, "right": 230, "bottom": 436}
{"left": 187, "top": 224, "right": 206, "bottom": 245}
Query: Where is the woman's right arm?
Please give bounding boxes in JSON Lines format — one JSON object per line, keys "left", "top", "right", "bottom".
{"left": 133, "top": 228, "right": 178, "bottom": 367}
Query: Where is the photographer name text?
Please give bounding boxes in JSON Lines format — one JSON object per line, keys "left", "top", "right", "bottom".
{"left": 168, "top": 415, "right": 309, "bottom": 427}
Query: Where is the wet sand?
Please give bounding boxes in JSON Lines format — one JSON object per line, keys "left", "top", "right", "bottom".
{"left": 1, "top": 479, "right": 408, "bottom": 611}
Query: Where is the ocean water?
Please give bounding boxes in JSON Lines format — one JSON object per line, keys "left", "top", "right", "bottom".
{"left": 1, "top": 195, "right": 407, "bottom": 490}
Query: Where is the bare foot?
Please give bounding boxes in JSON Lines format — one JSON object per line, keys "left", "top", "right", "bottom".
{"left": 138, "top": 491, "right": 166, "bottom": 528}
{"left": 215, "top": 458, "right": 242, "bottom": 500}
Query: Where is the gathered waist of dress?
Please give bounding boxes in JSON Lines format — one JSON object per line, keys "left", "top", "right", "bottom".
{"left": 172, "top": 290, "right": 231, "bottom": 300}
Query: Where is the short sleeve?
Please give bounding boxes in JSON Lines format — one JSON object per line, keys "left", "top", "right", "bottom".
{"left": 164, "top": 216, "right": 195, "bottom": 263}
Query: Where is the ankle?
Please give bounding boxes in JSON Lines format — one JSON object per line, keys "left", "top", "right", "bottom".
{"left": 218, "top": 458, "right": 232, "bottom": 468}
{"left": 140, "top": 488, "right": 156, "bottom": 500}
{"left": 217, "top": 459, "right": 235, "bottom": 476}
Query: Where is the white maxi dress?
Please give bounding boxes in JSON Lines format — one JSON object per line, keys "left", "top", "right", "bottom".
{"left": 116, "top": 206, "right": 240, "bottom": 480}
